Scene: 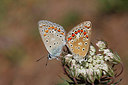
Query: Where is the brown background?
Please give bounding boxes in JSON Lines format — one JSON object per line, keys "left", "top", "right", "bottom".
{"left": 0, "top": 0, "right": 128, "bottom": 85}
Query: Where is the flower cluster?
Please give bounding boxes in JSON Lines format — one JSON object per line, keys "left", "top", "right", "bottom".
{"left": 96, "top": 40, "right": 121, "bottom": 64}
{"left": 62, "top": 40, "right": 121, "bottom": 84}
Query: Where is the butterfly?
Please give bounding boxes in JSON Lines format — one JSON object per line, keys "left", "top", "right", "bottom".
{"left": 66, "top": 21, "right": 92, "bottom": 59}
{"left": 38, "top": 20, "right": 66, "bottom": 60}
{"left": 38, "top": 20, "right": 91, "bottom": 60}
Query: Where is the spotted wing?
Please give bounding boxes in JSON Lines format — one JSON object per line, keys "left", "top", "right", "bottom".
{"left": 66, "top": 21, "right": 92, "bottom": 59}
{"left": 38, "top": 20, "right": 66, "bottom": 59}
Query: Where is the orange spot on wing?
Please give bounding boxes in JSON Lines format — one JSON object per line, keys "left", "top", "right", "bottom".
{"left": 68, "top": 37, "right": 72, "bottom": 41}
{"left": 75, "top": 31, "right": 78, "bottom": 34}
{"left": 44, "top": 34, "right": 46, "bottom": 36}
{"left": 40, "top": 26, "right": 42, "bottom": 28}
{"left": 51, "top": 27, "right": 54, "bottom": 29}
{"left": 85, "top": 26, "right": 90, "bottom": 29}
{"left": 48, "top": 27, "right": 54, "bottom": 29}
{"left": 61, "top": 32, "right": 64, "bottom": 35}
{"left": 78, "top": 30, "right": 80, "bottom": 33}
{"left": 72, "top": 33, "right": 75, "bottom": 37}
{"left": 84, "top": 32, "right": 86, "bottom": 35}
{"left": 86, "top": 35, "right": 88, "bottom": 38}
{"left": 45, "top": 30, "right": 48, "bottom": 33}
{"left": 54, "top": 28, "right": 57, "bottom": 30}
{"left": 58, "top": 29, "right": 61, "bottom": 32}
{"left": 81, "top": 29, "right": 83, "bottom": 32}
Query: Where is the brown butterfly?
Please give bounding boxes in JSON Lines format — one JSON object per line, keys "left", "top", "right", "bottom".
{"left": 66, "top": 21, "right": 92, "bottom": 59}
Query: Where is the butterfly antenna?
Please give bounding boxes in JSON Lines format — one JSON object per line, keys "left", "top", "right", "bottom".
{"left": 36, "top": 56, "right": 45, "bottom": 62}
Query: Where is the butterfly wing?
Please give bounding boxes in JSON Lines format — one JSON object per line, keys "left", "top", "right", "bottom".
{"left": 38, "top": 20, "right": 66, "bottom": 59}
{"left": 66, "top": 21, "right": 92, "bottom": 59}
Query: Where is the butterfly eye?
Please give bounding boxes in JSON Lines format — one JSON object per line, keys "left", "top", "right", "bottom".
{"left": 49, "top": 46, "right": 52, "bottom": 48}
{"left": 82, "top": 48, "right": 85, "bottom": 51}
{"left": 70, "top": 44, "right": 73, "bottom": 47}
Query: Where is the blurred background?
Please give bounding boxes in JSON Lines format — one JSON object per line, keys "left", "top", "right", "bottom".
{"left": 0, "top": 0, "right": 128, "bottom": 85}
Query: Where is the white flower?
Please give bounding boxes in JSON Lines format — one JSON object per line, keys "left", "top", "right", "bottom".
{"left": 89, "top": 45, "right": 96, "bottom": 56}
{"left": 94, "top": 69, "right": 100, "bottom": 76}
{"left": 66, "top": 54, "right": 72, "bottom": 57}
{"left": 103, "top": 49, "right": 114, "bottom": 59}
{"left": 103, "top": 71, "right": 107, "bottom": 75}
{"left": 86, "top": 62, "right": 89, "bottom": 68}
{"left": 100, "top": 60, "right": 105, "bottom": 64}
{"left": 88, "top": 55, "right": 92, "bottom": 58}
{"left": 88, "top": 57, "right": 93, "bottom": 63}
{"left": 95, "top": 64, "right": 100, "bottom": 69}
{"left": 64, "top": 54, "right": 73, "bottom": 63}
{"left": 104, "top": 55, "right": 110, "bottom": 61}
{"left": 96, "top": 54, "right": 103, "bottom": 60}
{"left": 73, "top": 55, "right": 84, "bottom": 61}
{"left": 71, "top": 59, "right": 76, "bottom": 66}
{"left": 93, "top": 55, "right": 96, "bottom": 60}
{"left": 93, "top": 60, "right": 97, "bottom": 65}
{"left": 89, "top": 51, "right": 95, "bottom": 56}
{"left": 90, "top": 45, "right": 96, "bottom": 52}
{"left": 107, "top": 53, "right": 114, "bottom": 59}
{"left": 96, "top": 41, "right": 106, "bottom": 49}
{"left": 86, "top": 68, "right": 93, "bottom": 76}
{"left": 76, "top": 66, "right": 86, "bottom": 76}
{"left": 88, "top": 63, "right": 93, "bottom": 68}
{"left": 102, "top": 63, "right": 108, "bottom": 72}
{"left": 78, "top": 59, "right": 87, "bottom": 64}
{"left": 103, "top": 49, "right": 111, "bottom": 54}
{"left": 96, "top": 60, "right": 101, "bottom": 64}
